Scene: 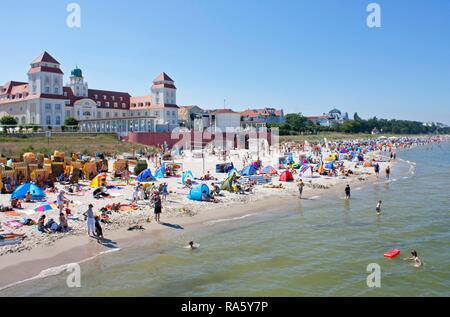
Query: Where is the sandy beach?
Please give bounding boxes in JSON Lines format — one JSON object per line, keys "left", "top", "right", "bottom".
{"left": 0, "top": 146, "right": 393, "bottom": 290}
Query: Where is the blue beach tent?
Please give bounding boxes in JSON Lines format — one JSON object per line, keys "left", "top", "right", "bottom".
{"left": 182, "top": 170, "right": 195, "bottom": 185}
{"left": 136, "top": 169, "right": 153, "bottom": 182}
{"left": 240, "top": 165, "right": 257, "bottom": 176}
{"left": 188, "top": 184, "right": 210, "bottom": 201}
{"left": 154, "top": 163, "right": 166, "bottom": 179}
{"left": 11, "top": 183, "right": 46, "bottom": 201}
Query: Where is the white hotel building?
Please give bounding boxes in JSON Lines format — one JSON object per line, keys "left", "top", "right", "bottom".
{"left": 0, "top": 52, "right": 179, "bottom": 135}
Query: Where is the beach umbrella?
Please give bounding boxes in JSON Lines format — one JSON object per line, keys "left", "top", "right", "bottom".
{"left": 34, "top": 202, "right": 58, "bottom": 212}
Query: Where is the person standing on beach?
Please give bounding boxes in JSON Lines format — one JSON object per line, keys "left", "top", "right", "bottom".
{"left": 386, "top": 166, "right": 391, "bottom": 180}
{"left": 345, "top": 184, "right": 351, "bottom": 199}
{"left": 297, "top": 179, "right": 305, "bottom": 199}
{"left": 57, "top": 190, "right": 68, "bottom": 212}
{"left": 153, "top": 191, "right": 162, "bottom": 223}
{"left": 83, "top": 204, "right": 95, "bottom": 236}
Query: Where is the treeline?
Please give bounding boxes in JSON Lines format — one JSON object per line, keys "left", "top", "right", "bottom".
{"left": 268, "top": 113, "right": 450, "bottom": 135}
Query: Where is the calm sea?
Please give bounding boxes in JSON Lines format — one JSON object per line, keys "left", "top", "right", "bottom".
{"left": 2, "top": 143, "right": 449, "bottom": 296}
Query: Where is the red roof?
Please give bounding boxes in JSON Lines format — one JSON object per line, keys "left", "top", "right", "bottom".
{"left": 213, "top": 109, "right": 238, "bottom": 114}
{"left": 241, "top": 108, "right": 283, "bottom": 117}
{"left": 1, "top": 81, "right": 28, "bottom": 94}
{"left": 153, "top": 72, "right": 174, "bottom": 82}
{"left": 31, "top": 52, "right": 60, "bottom": 65}
{"left": 152, "top": 83, "right": 176, "bottom": 89}
{"left": 28, "top": 66, "right": 64, "bottom": 75}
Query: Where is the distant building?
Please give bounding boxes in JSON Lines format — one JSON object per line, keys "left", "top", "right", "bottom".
{"left": 327, "top": 108, "right": 347, "bottom": 124}
{"left": 305, "top": 115, "right": 333, "bottom": 127}
{"left": 178, "top": 105, "right": 210, "bottom": 131}
{"left": 240, "top": 107, "right": 284, "bottom": 129}
{"left": 209, "top": 109, "right": 241, "bottom": 132}
{"left": 129, "top": 73, "right": 179, "bottom": 132}
{"left": 305, "top": 108, "right": 348, "bottom": 127}
{"left": 0, "top": 52, "right": 179, "bottom": 135}
{"left": 371, "top": 127, "right": 380, "bottom": 135}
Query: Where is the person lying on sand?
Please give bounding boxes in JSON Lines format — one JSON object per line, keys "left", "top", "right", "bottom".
{"left": 11, "top": 198, "right": 22, "bottom": 209}
{"left": 128, "top": 225, "right": 145, "bottom": 231}
{"left": 263, "top": 183, "right": 284, "bottom": 189}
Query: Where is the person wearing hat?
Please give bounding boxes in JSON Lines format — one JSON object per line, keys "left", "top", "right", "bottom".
{"left": 83, "top": 203, "right": 95, "bottom": 236}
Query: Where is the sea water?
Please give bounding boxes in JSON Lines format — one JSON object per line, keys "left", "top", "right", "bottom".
{"left": 2, "top": 143, "right": 449, "bottom": 296}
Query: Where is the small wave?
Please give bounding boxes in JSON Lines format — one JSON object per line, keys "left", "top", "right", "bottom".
{"left": 0, "top": 248, "right": 121, "bottom": 292}
{"left": 207, "top": 213, "right": 255, "bottom": 224}
{"left": 309, "top": 196, "right": 321, "bottom": 200}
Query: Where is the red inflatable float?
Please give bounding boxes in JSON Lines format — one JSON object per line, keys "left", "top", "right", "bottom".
{"left": 384, "top": 249, "right": 401, "bottom": 259}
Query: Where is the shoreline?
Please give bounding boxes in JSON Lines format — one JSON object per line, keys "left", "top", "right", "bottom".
{"left": 0, "top": 156, "right": 408, "bottom": 291}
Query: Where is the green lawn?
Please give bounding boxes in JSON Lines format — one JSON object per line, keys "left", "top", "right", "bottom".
{"left": 0, "top": 133, "right": 149, "bottom": 157}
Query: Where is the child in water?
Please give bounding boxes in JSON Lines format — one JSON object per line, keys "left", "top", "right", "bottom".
{"left": 376, "top": 200, "right": 382, "bottom": 214}
{"left": 187, "top": 241, "right": 199, "bottom": 250}
{"left": 404, "top": 250, "right": 423, "bottom": 268}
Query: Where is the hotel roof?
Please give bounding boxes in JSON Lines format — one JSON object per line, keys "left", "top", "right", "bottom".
{"left": 31, "top": 51, "right": 60, "bottom": 65}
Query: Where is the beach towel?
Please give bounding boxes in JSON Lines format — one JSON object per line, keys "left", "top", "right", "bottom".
{"left": 2, "top": 220, "right": 23, "bottom": 229}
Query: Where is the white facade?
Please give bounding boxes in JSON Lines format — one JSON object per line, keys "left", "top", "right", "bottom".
{"left": 213, "top": 111, "right": 241, "bottom": 132}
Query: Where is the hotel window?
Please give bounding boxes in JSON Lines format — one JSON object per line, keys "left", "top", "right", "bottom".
{"left": 106, "top": 112, "right": 110, "bottom": 118}
{"left": 55, "top": 104, "right": 61, "bottom": 111}
{"left": 114, "top": 112, "right": 118, "bottom": 117}
{"left": 97, "top": 101, "right": 101, "bottom": 107}
{"left": 114, "top": 102, "right": 118, "bottom": 108}
{"left": 112, "top": 96, "right": 115, "bottom": 101}
{"left": 105, "top": 102, "right": 110, "bottom": 107}
{"left": 97, "top": 112, "right": 102, "bottom": 118}
{"left": 45, "top": 87, "right": 50, "bottom": 93}
{"left": 145, "top": 112, "right": 148, "bottom": 116}
{"left": 66, "top": 110, "right": 71, "bottom": 117}
{"left": 94, "top": 95, "right": 98, "bottom": 99}
{"left": 166, "top": 111, "right": 170, "bottom": 116}
{"left": 155, "top": 111, "right": 159, "bottom": 116}
{"left": 45, "top": 104, "right": 52, "bottom": 111}
{"left": 120, "top": 97, "right": 123, "bottom": 101}
{"left": 122, "top": 103, "right": 126, "bottom": 108}
{"left": 55, "top": 116, "right": 61, "bottom": 125}
{"left": 172, "top": 111, "right": 176, "bottom": 116}
{"left": 122, "top": 112, "right": 126, "bottom": 117}
{"left": 103, "top": 95, "right": 107, "bottom": 100}
{"left": 46, "top": 116, "right": 51, "bottom": 125}
{"left": 54, "top": 87, "right": 59, "bottom": 94}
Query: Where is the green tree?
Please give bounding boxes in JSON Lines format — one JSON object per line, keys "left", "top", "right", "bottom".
{"left": 64, "top": 117, "right": 79, "bottom": 126}
{"left": 0, "top": 116, "right": 18, "bottom": 126}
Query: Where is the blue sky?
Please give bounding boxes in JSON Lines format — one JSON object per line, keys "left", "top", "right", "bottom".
{"left": 1, "top": 0, "right": 449, "bottom": 123}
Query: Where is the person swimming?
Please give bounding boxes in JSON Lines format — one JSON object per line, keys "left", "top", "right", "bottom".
{"left": 404, "top": 250, "right": 423, "bottom": 267}
{"left": 186, "top": 241, "right": 199, "bottom": 250}
{"left": 376, "top": 200, "right": 382, "bottom": 214}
